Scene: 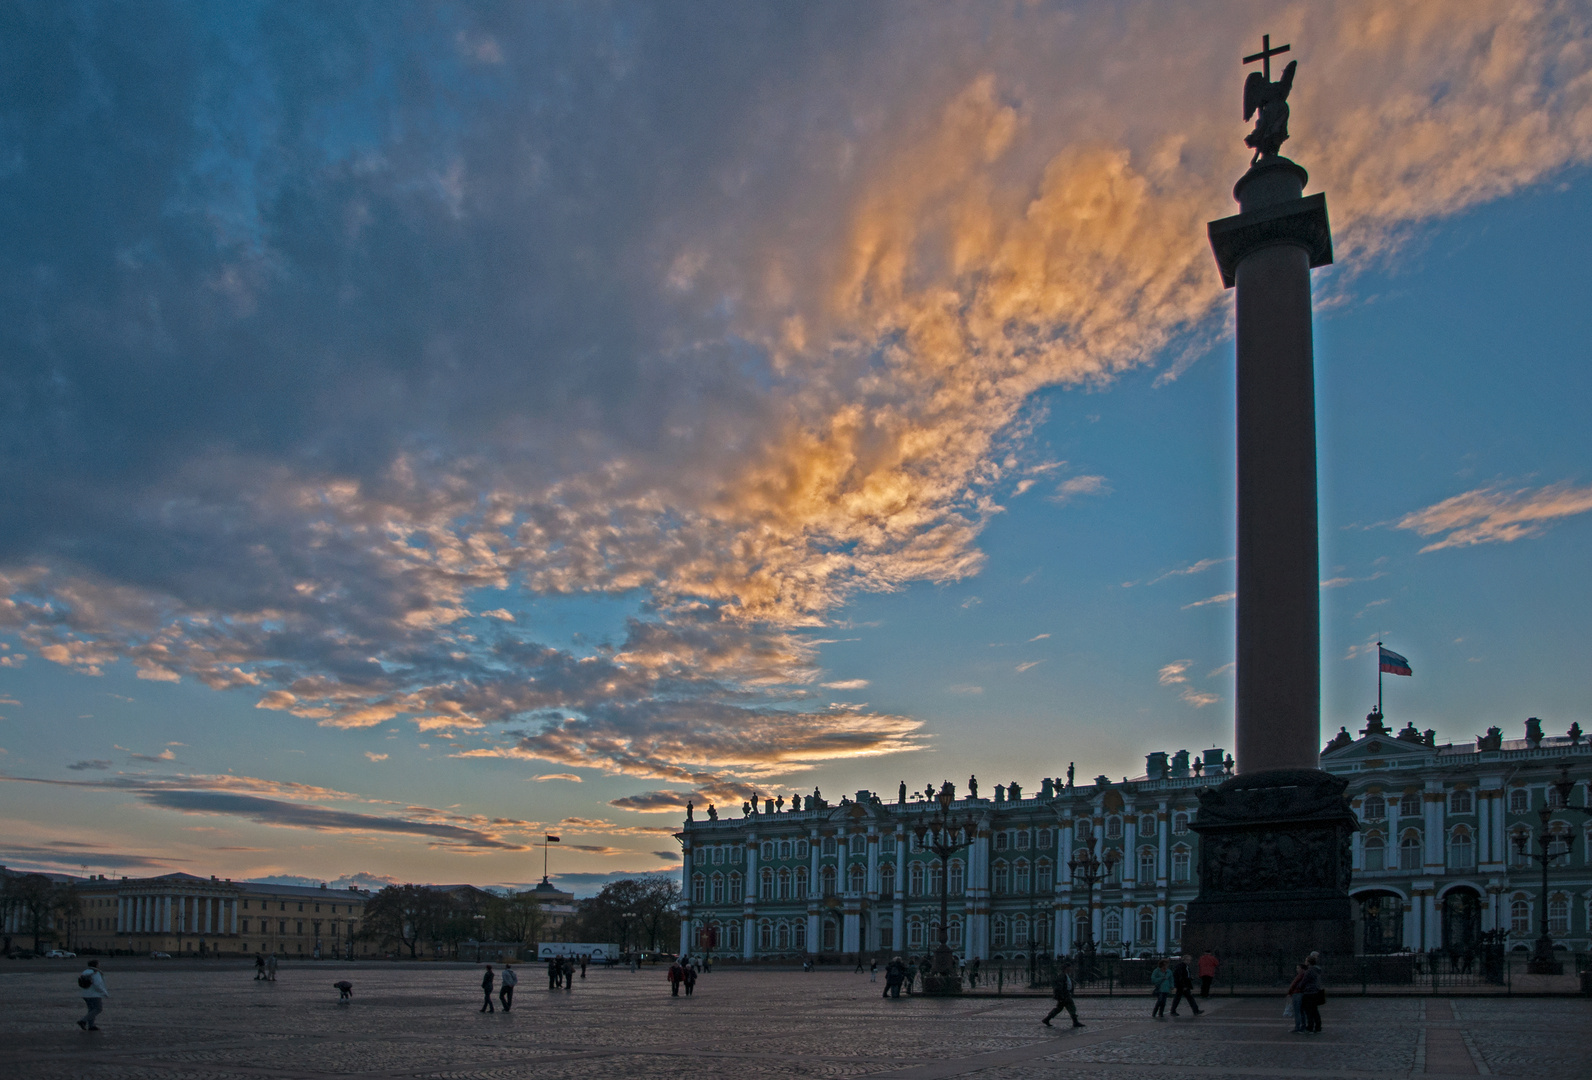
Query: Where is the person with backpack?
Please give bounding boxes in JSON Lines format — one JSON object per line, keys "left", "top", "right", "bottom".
{"left": 1041, "top": 960, "right": 1084, "bottom": 1028}
{"left": 499, "top": 963, "right": 518, "bottom": 1011}
{"left": 76, "top": 960, "right": 108, "bottom": 1030}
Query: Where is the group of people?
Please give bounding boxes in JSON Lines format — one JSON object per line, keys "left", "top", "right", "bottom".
{"left": 1283, "top": 953, "right": 1327, "bottom": 1033}
{"left": 877, "top": 955, "right": 929, "bottom": 997}
{"left": 252, "top": 953, "right": 279, "bottom": 981}
{"left": 1148, "top": 955, "right": 1206, "bottom": 1017}
{"left": 546, "top": 953, "right": 585, "bottom": 988}
{"left": 667, "top": 955, "right": 701, "bottom": 995}
{"left": 478, "top": 963, "right": 519, "bottom": 1011}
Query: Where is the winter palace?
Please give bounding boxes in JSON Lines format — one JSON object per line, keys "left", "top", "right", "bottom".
{"left": 676, "top": 715, "right": 1592, "bottom": 961}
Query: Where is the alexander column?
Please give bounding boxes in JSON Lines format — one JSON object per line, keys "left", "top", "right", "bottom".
{"left": 1185, "top": 37, "right": 1357, "bottom": 958}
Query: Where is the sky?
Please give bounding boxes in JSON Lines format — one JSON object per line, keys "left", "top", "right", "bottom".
{"left": 2, "top": 1, "right": 1590, "bottom": 896}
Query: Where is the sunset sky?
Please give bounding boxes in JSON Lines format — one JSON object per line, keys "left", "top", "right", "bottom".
{"left": 3, "top": 2, "right": 1590, "bottom": 894}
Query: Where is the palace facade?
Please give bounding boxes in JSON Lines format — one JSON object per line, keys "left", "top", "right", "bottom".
{"left": 677, "top": 716, "right": 1592, "bottom": 960}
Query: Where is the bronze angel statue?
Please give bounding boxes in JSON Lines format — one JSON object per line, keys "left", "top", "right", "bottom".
{"left": 1243, "top": 58, "right": 1296, "bottom": 163}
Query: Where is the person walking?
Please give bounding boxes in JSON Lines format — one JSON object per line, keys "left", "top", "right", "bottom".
{"left": 1283, "top": 963, "right": 1308, "bottom": 1032}
{"left": 76, "top": 960, "right": 108, "bottom": 1030}
{"left": 1150, "top": 958, "right": 1173, "bottom": 1018}
{"left": 479, "top": 965, "right": 496, "bottom": 1012}
{"left": 1041, "top": 960, "right": 1084, "bottom": 1028}
{"left": 266, "top": 953, "right": 278, "bottom": 982}
{"left": 561, "top": 955, "right": 575, "bottom": 990}
{"left": 668, "top": 960, "right": 683, "bottom": 996}
{"left": 869, "top": 958, "right": 878, "bottom": 982}
{"left": 1198, "top": 949, "right": 1220, "bottom": 997}
{"left": 1170, "top": 955, "right": 1202, "bottom": 1016}
{"left": 254, "top": 952, "right": 266, "bottom": 981}
{"left": 579, "top": 954, "right": 588, "bottom": 979}
{"left": 683, "top": 960, "right": 698, "bottom": 997}
{"left": 548, "top": 956, "right": 560, "bottom": 989}
{"left": 499, "top": 963, "right": 517, "bottom": 1011}
{"left": 903, "top": 957, "right": 916, "bottom": 994}
{"left": 1298, "top": 954, "right": 1325, "bottom": 1033}
{"left": 882, "top": 956, "right": 904, "bottom": 999}
{"left": 968, "top": 957, "right": 980, "bottom": 988}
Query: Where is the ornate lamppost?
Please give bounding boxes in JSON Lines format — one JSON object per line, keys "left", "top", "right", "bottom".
{"left": 912, "top": 781, "right": 971, "bottom": 995}
{"left": 1512, "top": 767, "right": 1590, "bottom": 974}
{"left": 1067, "top": 832, "right": 1106, "bottom": 965}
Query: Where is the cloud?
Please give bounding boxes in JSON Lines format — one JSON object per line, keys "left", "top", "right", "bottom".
{"left": 479, "top": 609, "right": 516, "bottom": 622}
{"left": 651, "top": 850, "right": 680, "bottom": 861}
{"left": 1179, "top": 688, "right": 1220, "bottom": 708}
{"left": 1015, "top": 660, "right": 1044, "bottom": 673}
{"left": 0, "top": 841, "right": 181, "bottom": 874}
{"left": 533, "top": 773, "right": 582, "bottom": 782}
{"left": 364, "top": 752, "right": 389, "bottom": 762}
{"left": 946, "top": 684, "right": 983, "bottom": 695}
{"left": 1158, "top": 661, "right": 1191, "bottom": 686}
{"left": 1206, "top": 662, "right": 1234, "bottom": 678}
{"left": 543, "top": 870, "right": 681, "bottom": 899}
{"left": 67, "top": 759, "right": 113, "bottom": 771}
{"left": 1049, "top": 475, "right": 1111, "bottom": 504}
{"left": 1146, "top": 557, "right": 1233, "bottom": 587}
{"left": 115, "top": 745, "right": 177, "bottom": 764}
{"left": 563, "top": 844, "right": 625, "bottom": 855}
{"left": 1182, "top": 592, "right": 1236, "bottom": 610}
{"left": 2, "top": 2, "right": 1589, "bottom": 796}
{"left": 1396, "top": 482, "right": 1592, "bottom": 552}
{"left": 821, "top": 678, "right": 870, "bottom": 690}
{"left": 1027, "top": 633, "right": 1050, "bottom": 642}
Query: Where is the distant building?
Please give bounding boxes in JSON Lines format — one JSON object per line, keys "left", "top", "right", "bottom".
{"left": 677, "top": 717, "right": 1591, "bottom": 960}
{"left": 528, "top": 878, "right": 578, "bottom": 941}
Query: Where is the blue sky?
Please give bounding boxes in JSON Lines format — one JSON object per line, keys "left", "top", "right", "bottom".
{"left": 2, "top": 2, "right": 1590, "bottom": 894}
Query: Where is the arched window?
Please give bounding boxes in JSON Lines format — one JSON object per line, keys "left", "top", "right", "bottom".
{"left": 761, "top": 842, "right": 774, "bottom": 861}
{"left": 1361, "top": 794, "right": 1385, "bottom": 821}
{"left": 1449, "top": 789, "right": 1472, "bottom": 814}
{"left": 1547, "top": 786, "right": 1566, "bottom": 809}
{"left": 1548, "top": 825, "right": 1571, "bottom": 859}
{"left": 927, "top": 860, "right": 943, "bottom": 895}
{"left": 1171, "top": 848, "right": 1191, "bottom": 883}
{"left": 948, "top": 859, "right": 965, "bottom": 895}
{"left": 1037, "top": 859, "right": 1053, "bottom": 891}
{"left": 1172, "top": 813, "right": 1189, "bottom": 835}
{"left": 1014, "top": 859, "right": 1031, "bottom": 894}
{"left": 1138, "top": 909, "right": 1156, "bottom": 943}
{"left": 760, "top": 868, "right": 774, "bottom": 899}
{"left": 1038, "top": 828, "right": 1053, "bottom": 849}
{"left": 908, "top": 918, "right": 924, "bottom": 948}
{"left": 879, "top": 918, "right": 893, "bottom": 949}
{"left": 823, "top": 920, "right": 838, "bottom": 951}
{"left": 728, "top": 920, "right": 741, "bottom": 948}
{"left": 759, "top": 919, "right": 772, "bottom": 949}
{"left": 822, "top": 836, "right": 837, "bottom": 856}
{"left": 1106, "top": 816, "right": 1123, "bottom": 839}
{"left": 1448, "top": 828, "right": 1475, "bottom": 870}
{"left": 1139, "top": 815, "right": 1156, "bottom": 836}
{"left": 777, "top": 868, "right": 791, "bottom": 899}
{"left": 1138, "top": 848, "right": 1157, "bottom": 882}
{"left": 1509, "top": 829, "right": 1531, "bottom": 867}
{"left": 711, "top": 874, "right": 725, "bottom": 904}
{"left": 909, "top": 862, "right": 924, "bottom": 896}
{"left": 993, "top": 861, "right": 1009, "bottom": 894}
{"left": 1171, "top": 909, "right": 1186, "bottom": 943}
{"left": 992, "top": 916, "right": 1007, "bottom": 947}
{"left": 776, "top": 921, "right": 790, "bottom": 949}
{"left": 881, "top": 834, "right": 897, "bottom": 855}
{"left": 1104, "top": 852, "right": 1121, "bottom": 883}
{"left": 729, "top": 873, "right": 743, "bottom": 902}
{"left": 1363, "top": 835, "right": 1386, "bottom": 872}
{"left": 1548, "top": 896, "right": 1569, "bottom": 935}
{"left": 794, "top": 866, "right": 808, "bottom": 899}
{"left": 1013, "top": 915, "right": 1030, "bottom": 946}
{"left": 994, "top": 831, "right": 1009, "bottom": 851}
{"left": 1509, "top": 788, "right": 1530, "bottom": 814}
{"left": 1103, "top": 911, "right": 1122, "bottom": 944}
{"left": 692, "top": 875, "right": 705, "bottom": 903}
{"left": 1032, "top": 915, "right": 1049, "bottom": 947}
{"left": 821, "top": 865, "right": 837, "bottom": 897}
{"left": 1076, "top": 820, "right": 1093, "bottom": 841}
{"left": 1510, "top": 899, "right": 1530, "bottom": 935}
{"left": 1399, "top": 834, "right": 1422, "bottom": 871}
{"left": 880, "top": 863, "right": 896, "bottom": 897}
{"left": 848, "top": 863, "right": 866, "bottom": 892}
{"left": 1073, "top": 910, "right": 1090, "bottom": 944}
{"left": 1399, "top": 793, "right": 1422, "bottom": 817}
{"left": 948, "top": 917, "right": 963, "bottom": 948}
{"left": 1016, "top": 829, "right": 1031, "bottom": 850}
{"left": 796, "top": 839, "right": 810, "bottom": 858}
{"left": 793, "top": 920, "right": 806, "bottom": 949}
{"left": 850, "top": 833, "right": 865, "bottom": 854}
{"left": 779, "top": 840, "right": 792, "bottom": 860}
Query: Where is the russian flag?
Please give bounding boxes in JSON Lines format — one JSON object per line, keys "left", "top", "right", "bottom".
{"left": 1379, "top": 646, "right": 1412, "bottom": 677}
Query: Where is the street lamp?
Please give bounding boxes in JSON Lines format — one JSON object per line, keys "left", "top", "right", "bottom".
{"left": 1067, "top": 832, "right": 1106, "bottom": 964}
{"left": 911, "top": 781, "right": 971, "bottom": 995}
{"left": 1511, "top": 766, "right": 1590, "bottom": 974}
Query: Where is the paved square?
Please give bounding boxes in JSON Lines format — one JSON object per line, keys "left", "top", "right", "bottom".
{"left": 3, "top": 961, "right": 1588, "bottom": 1079}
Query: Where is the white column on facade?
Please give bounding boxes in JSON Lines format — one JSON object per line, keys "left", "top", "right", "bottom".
{"left": 1476, "top": 793, "right": 1491, "bottom": 866}
{"left": 1122, "top": 811, "right": 1138, "bottom": 890}
{"left": 842, "top": 909, "right": 860, "bottom": 954}
{"left": 1157, "top": 804, "right": 1169, "bottom": 883}
{"left": 161, "top": 895, "right": 170, "bottom": 933}
{"left": 1423, "top": 891, "right": 1440, "bottom": 950}
{"left": 866, "top": 829, "right": 879, "bottom": 895}
{"left": 1425, "top": 782, "right": 1447, "bottom": 871}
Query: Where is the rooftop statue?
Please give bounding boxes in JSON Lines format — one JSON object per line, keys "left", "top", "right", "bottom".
{"left": 1242, "top": 35, "right": 1296, "bottom": 164}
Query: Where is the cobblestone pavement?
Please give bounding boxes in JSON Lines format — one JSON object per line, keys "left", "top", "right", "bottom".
{"left": 3, "top": 963, "right": 1589, "bottom": 1080}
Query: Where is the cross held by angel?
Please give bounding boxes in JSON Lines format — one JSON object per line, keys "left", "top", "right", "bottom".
{"left": 1242, "top": 35, "right": 1297, "bottom": 164}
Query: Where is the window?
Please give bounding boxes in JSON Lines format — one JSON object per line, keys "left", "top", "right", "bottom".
{"left": 1139, "top": 815, "right": 1156, "bottom": 836}
{"left": 1448, "top": 829, "right": 1475, "bottom": 870}
{"left": 1106, "top": 816, "right": 1123, "bottom": 839}
{"left": 848, "top": 864, "right": 866, "bottom": 892}
{"left": 777, "top": 869, "right": 791, "bottom": 900}
{"left": 779, "top": 840, "right": 791, "bottom": 860}
{"left": 1449, "top": 789, "right": 1472, "bottom": 815}
{"left": 1074, "top": 910, "right": 1090, "bottom": 945}
{"left": 1076, "top": 820, "right": 1093, "bottom": 841}
{"left": 732, "top": 844, "right": 743, "bottom": 862}
{"left": 1171, "top": 849, "right": 1191, "bottom": 883}
{"left": 848, "top": 833, "right": 864, "bottom": 854}
{"left": 822, "top": 836, "right": 837, "bottom": 856}
{"left": 994, "top": 832, "right": 1008, "bottom": 851}
{"left": 909, "top": 863, "right": 924, "bottom": 896}
{"left": 879, "top": 863, "right": 895, "bottom": 897}
{"left": 793, "top": 921, "right": 805, "bottom": 949}
{"left": 1037, "top": 859, "right": 1052, "bottom": 891}
{"left": 908, "top": 918, "right": 924, "bottom": 948}
{"left": 1548, "top": 897, "right": 1569, "bottom": 935}
{"left": 1399, "top": 794, "right": 1422, "bottom": 818}
{"left": 1172, "top": 813, "right": 1189, "bottom": 835}
{"left": 992, "top": 916, "right": 1007, "bottom": 947}
{"left": 948, "top": 859, "right": 964, "bottom": 895}
{"left": 881, "top": 834, "right": 896, "bottom": 854}
{"left": 296, "top": 922, "right": 303, "bottom": 934}
{"left": 1016, "top": 830, "right": 1030, "bottom": 850}
{"left": 776, "top": 922, "right": 790, "bottom": 949}
{"left": 1015, "top": 860, "right": 1031, "bottom": 894}
{"left": 760, "top": 868, "right": 773, "bottom": 899}
{"left": 1138, "top": 909, "right": 1156, "bottom": 943}
{"left": 730, "top": 873, "right": 743, "bottom": 902}
{"left": 1361, "top": 794, "right": 1385, "bottom": 821}
{"left": 821, "top": 865, "right": 837, "bottom": 897}
{"left": 1399, "top": 835, "right": 1422, "bottom": 871}
{"left": 759, "top": 920, "right": 772, "bottom": 949}
{"left": 762, "top": 842, "right": 774, "bottom": 861}
{"left": 1013, "top": 916, "right": 1030, "bottom": 946}
{"left": 1510, "top": 830, "right": 1530, "bottom": 867}
{"left": 241, "top": 919, "right": 249, "bottom": 933}
{"left": 928, "top": 861, "right": 943, "bottom": 895}
{"left": 1104, "top": 853, "right": 1121, "bottom": 883}
{"left": 1510, "top": 899, "right": 1530, "bottom": 935}
{"left": 1171, "top": 910, "right": 1186, "bottom": 943}
{"left": 1509, "top": 788, "right": 1530, "bottom": 814}
{"left": 1138, "top": 849, "right": 1157, "bottom": 882}
{"left": 728, "top": 920, "right": 741, "bottom": 949}
{"left": 1103, "top": 911, "right": 1121, "bottom": 944}
{"left": 1547, "top": 786, "right": 1567, "bottom": 810}
{"left": 711, "top": 875, "right": 725, "bottom": 904}
{"left": 948, "top": 918, "right": 963, "bottom": 948}
{"left": 693, "top": 875, "right": 706, "bottom": 903}
{"left": 1364, "top": 836, "right": 1386, "bottom": 872}
{"left": 823, "top": 921, "right": 839, "bottom": 951}
{"left": 1038, "top": 829, "right": 1052, "bottom": 849}
{"left": 712, "top": 846, "right": 723, "bottom": 864}
{"left": 993, "top": 861, "right": 1009, "bottom": 895}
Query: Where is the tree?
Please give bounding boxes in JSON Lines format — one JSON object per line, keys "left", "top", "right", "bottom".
{"left": 360, "top": 884, "right": 434, "bottom": 958}
{"left": 485, "top": 890, "right": 543, "bottom": 944}
{"left": 576, "top": 876, "right": 680, "bottom": 953}
{"left": 3, "top": 874, "right": 72, "bottom": 954}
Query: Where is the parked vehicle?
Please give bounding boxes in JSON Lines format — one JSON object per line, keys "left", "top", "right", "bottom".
{"left": 150, "top": 951, "right": 172, "bottom": 958}
{"left": 44, "top": 949, "right": 77, "bottom": 958}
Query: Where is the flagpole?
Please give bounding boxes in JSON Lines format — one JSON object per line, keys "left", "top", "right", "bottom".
{"left": 1376, "top": 639, "right": 1383, "bottom": 716}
